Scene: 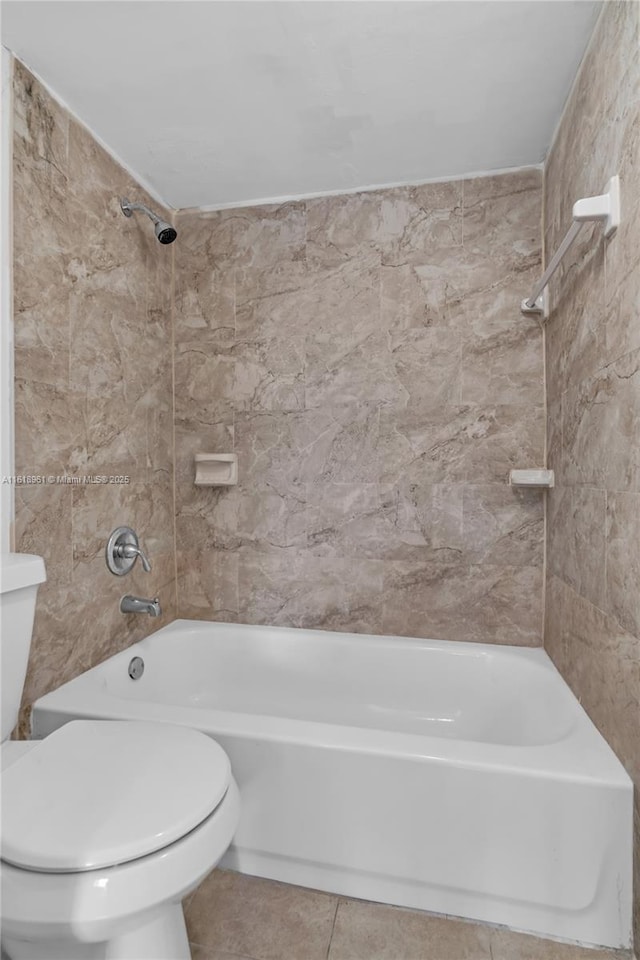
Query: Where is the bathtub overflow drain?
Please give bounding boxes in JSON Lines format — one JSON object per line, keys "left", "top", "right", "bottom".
{"left": 128, "top": 656, "right": 145, "bottom": 680}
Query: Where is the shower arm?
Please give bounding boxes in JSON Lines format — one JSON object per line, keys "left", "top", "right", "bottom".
{"left": 120, "top": 199, "right": 161, "bottom": 225}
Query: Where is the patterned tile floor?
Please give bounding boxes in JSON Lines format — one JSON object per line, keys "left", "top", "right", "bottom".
{"left": 185, "top": 870, "right": 633, "bottom": 960}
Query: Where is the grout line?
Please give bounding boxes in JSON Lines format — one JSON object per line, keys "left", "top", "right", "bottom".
{"left": 603, "top": 487, "right": 608, "bottom": 615}
{"left": 170, "top": 230, "right": 179, "bottom": 616}
{"left": 561, "top": 570, "right": 629, "bottom": 638}
{"left": 540, "top": 312, "right": 548, "bottom": 645}
{"left": 179, "top": 163, "right": 542, "bottom": 215}
{"left": 325, "top": 898, "right": 341, "bottom": 960}
{"left": 461, "top": 176, "right": 465, "bottom": 248}
{"left": 540, "top": 150, "right": 549, "bottom": 652}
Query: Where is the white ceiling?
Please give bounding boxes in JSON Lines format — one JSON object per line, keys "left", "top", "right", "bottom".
{"left": 2, "top": 0, "right": 601, "bottom": 210}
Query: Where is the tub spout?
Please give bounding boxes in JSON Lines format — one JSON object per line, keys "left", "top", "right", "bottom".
{"left": 120, "top": 595, "right": 161, "bottom": 617}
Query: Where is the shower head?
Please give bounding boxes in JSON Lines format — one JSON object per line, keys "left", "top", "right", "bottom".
{"left": 120, "top": 198, "right": 177, "bottom": 244}
{"left": 154, "top": 221, "right": 177, "bottom": 245}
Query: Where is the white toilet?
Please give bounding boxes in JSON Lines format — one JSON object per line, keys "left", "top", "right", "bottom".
{"left": 0, "top": 553, "right": 240, "bottom": 960}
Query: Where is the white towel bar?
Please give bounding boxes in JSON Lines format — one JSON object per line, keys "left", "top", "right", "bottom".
{"left": 521, "top": 175, "right": 620, "bottom": 319}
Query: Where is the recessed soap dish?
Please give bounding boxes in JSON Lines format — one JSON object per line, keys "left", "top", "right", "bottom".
{"left": 509, "top": 469, "right": 554, "bottom": 489}
{"left": 194, "top": 453, "right": 238, "bottom": 486}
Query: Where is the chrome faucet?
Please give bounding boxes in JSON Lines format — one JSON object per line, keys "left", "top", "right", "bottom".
{"left": 120, "top": 595, "right": 161, "bottom": 617}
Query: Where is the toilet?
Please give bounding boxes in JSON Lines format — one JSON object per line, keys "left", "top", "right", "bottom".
{"left": 0, "top": 553, "right": 240, "bottom": 960}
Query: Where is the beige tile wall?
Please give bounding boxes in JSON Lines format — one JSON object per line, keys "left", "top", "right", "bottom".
{"left": 174, "top": 170, "right": 546, "bottom": 642}
{"left": 542, "top": 1, "right": 640, "bottom": 944}
{"left": 12, "top": 60, "right": 176, "bottom": 733}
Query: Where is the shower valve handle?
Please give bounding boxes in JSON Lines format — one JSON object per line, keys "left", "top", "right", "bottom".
{"left": 106, "top": 526, "right": 152, "bottom": 576}
{"left": 116, "top": 542, "right": 152, "bottom": 573}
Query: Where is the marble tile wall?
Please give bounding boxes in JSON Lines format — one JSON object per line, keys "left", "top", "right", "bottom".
{"left": 174, "top": 168, "right": 545, "bottom": 643}
{"left": 12, "top": 60, "right": 175, "bottom": 734}
{"left": 542, "top": 1, "right": 640, "bottom": 945}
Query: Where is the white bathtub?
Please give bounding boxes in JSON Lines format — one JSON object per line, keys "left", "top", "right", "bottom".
{"left": 32, "top": 620, "right": 632, "bottom": 949}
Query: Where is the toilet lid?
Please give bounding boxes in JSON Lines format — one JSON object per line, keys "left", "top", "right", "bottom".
{"left": 1, "top": 720, "right": 231, "bottom": 872}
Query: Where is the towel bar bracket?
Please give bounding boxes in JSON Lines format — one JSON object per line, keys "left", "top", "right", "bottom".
{"left": 520, "top": 289, "right": 548, "bottom": 319}
{"left": 573, "top": 175, "right": 620, "bottom": 237}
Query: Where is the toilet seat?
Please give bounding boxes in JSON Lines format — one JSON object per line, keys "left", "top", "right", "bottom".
{"left": 1, "top": 777, "right": 240, "bottom": 948}
{"left": 1, "top": 720, "right": 230, "bottom": 872}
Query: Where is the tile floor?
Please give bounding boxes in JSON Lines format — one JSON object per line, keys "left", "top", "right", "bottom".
{"left": 184, "top": 870, "right": 633, "bottom": 960}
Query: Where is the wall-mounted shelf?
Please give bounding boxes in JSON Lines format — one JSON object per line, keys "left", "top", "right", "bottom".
{"left": 194, "top": 453, "right": 238, "bottom": 486}
{"left": 509, "top": 469, "right": 554, "bottom": 489}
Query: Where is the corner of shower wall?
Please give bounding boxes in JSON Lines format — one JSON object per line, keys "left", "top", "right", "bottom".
{"left": 11, "top": 58, "right": 178, "bottom": 735}
{"left": 541, "top": 0, "right": 640, "bottom": 946}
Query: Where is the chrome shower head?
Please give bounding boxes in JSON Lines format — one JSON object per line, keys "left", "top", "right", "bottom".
{"left": 154, "top": 221, "right": 177, "bottom": 245}
{"left": 120, "top": 197, "right": 177, "bottom": 244}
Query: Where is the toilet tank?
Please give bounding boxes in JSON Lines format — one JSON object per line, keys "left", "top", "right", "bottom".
{"left": 0, "top": 554, "right": 46, "bottom": 741}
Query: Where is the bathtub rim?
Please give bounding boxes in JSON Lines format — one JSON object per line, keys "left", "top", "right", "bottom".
{"left": 31, "top": 620, "right": 632, "bottom": 790}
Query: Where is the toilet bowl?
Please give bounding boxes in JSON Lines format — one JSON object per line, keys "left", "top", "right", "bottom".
{"left": 0, "top": 554, "right": 240, "bottom": 960}
{"left": 1, "top": 721, "right": 241, "bottom": 960}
